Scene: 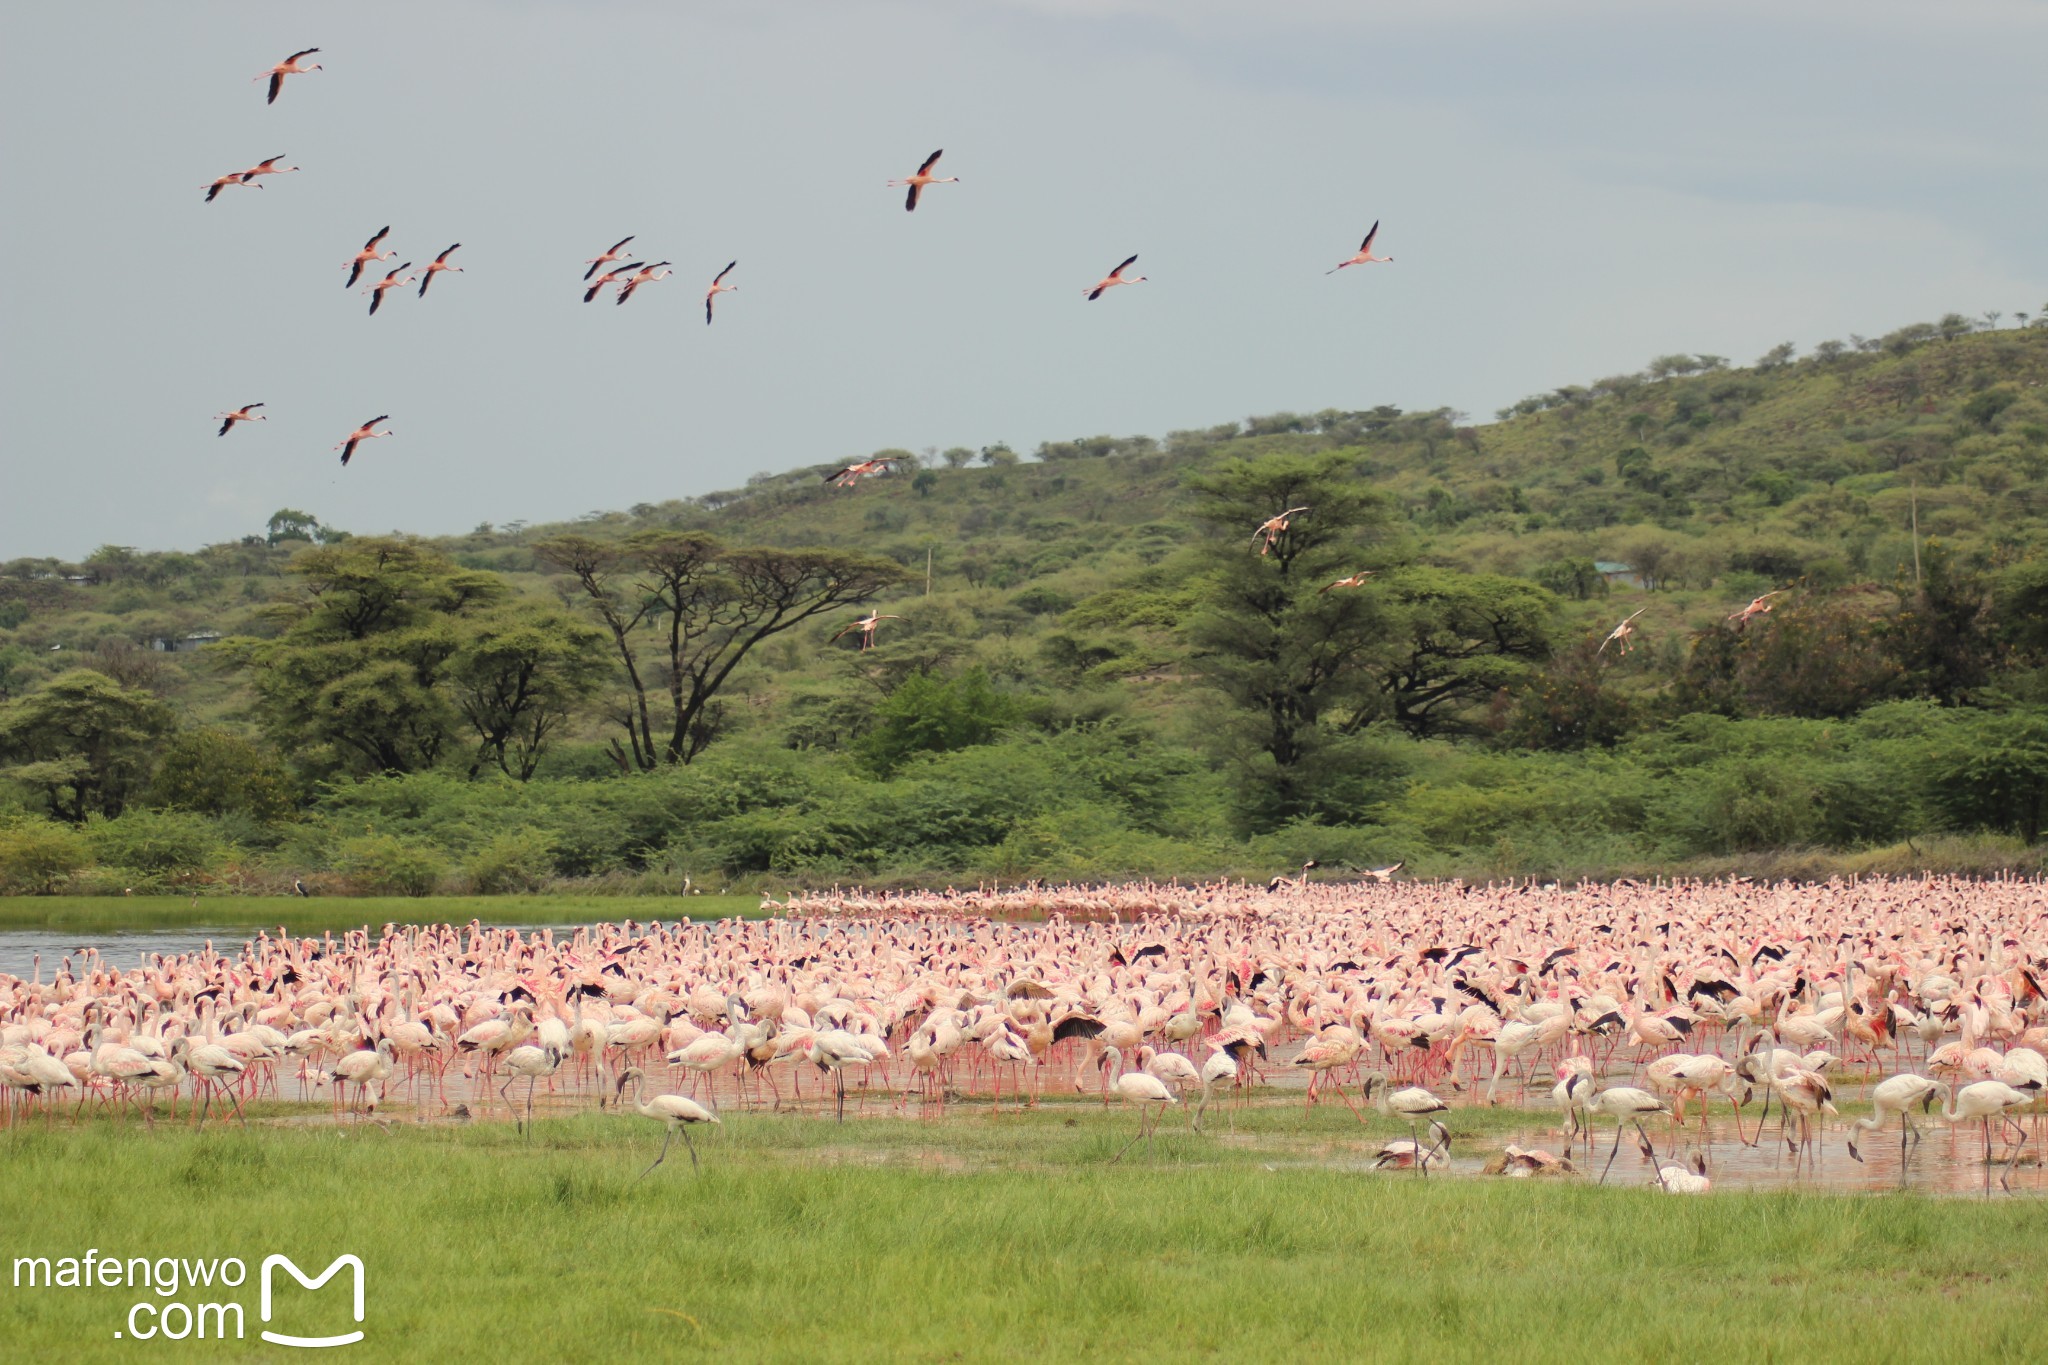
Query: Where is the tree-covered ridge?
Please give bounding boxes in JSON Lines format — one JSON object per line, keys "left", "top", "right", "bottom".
{"left": 1, "top": 318, "right": 2044, "bottom": 892}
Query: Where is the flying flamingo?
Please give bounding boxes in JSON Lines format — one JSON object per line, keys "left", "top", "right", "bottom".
{"left": 366, "top": 262, "right": 415, "bottom": 315}
{"left": 583, "top": 262, "right": 642, "bottom": 303}
{"left": 614, "top": 261, "right": 673, "bottom": 305}
{"left": 1266, "top": 860, "right": 1318, "bottom": 893}
{"left": 237, "top": 154, "right": 300, "bottom": 182}
{"left": 417, "top": 244, "right": 463, "bottom": 297}
{"left": 334, "top": 416, "right": 392, "bottom": 467}
{"left": 1319, "top": 571, "right": 1374, "bottom": 594}
{"left": 824, "top": 457, "right": 897, "bottom": 488}
{"left": 1252, "top": 507, "right": 1309, "bottom": 555}
{"left": 1085, "top": 254, "right": 1145, "bottom": 300}
{"left": 1598, "top": 608, "right": 1648, "bottom": 656}
{"left": 704, "top": 261, "right": 737, "bottom": 325}
{"left": 888, "top": 148, "right": 959, "bottom": 212}
{"left": 832, "top": 611, "right": 901, "bottom": 651}
{"left": 260, "top": 48, "right": 322, "bottom": 105}
{"left": 1728, "top": 591, "right": 1787, "bottom": 627}
{"left": 616, "top": 1067, "right": 720, "bottom": 1177}
{"left": 216, "top": 403, "right": 265, "bottom": 436}
{"left": 1328, "top": 220, "right": 1392, "bottom": 273}
{"left": 583, "top": 236, "right": 635, "bottom": 281}
{"left": 345, "top": 227, "right": 394, "bottom": 289}
{"left": 203, "top": 170, "right": 260, "bottom": 204}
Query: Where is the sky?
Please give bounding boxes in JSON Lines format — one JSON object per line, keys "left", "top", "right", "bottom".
{"left": 2, "top": 0, "right": 2043, "bottom": 559}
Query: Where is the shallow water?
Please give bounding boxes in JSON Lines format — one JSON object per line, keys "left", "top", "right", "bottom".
{"left": 7, "top": 926, "right": 2043, "bottom": 1199}
{"left": 0, "top": 929, "right": 258, "bottom": 983}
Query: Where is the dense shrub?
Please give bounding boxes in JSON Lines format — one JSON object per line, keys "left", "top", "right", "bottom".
{"left": 0, "top": 821, "right": 90, "bottom": 893}
{"left": 83, "top": 808, "right": 222, "bottom": 876}
{"left": 335, "top": 834, "right": 447, "bottom": 896}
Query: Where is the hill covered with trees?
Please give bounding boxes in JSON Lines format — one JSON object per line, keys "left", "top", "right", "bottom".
{"left": 3, "top": 314, "right": 2045, "bottom": 894}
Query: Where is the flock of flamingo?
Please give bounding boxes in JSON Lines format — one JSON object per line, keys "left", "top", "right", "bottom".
{"left": 4, "top": 876, "right": 2045, "bottom": 1191}
{"left": 202, "top": 49, "right": 1394, "bottom": 474}
{"left": 193, "top": 49, "right": 1798, "bottom": 654}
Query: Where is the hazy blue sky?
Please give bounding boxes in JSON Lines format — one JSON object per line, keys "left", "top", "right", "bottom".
{"left": 3, "top": 0, "right": 2043, "bottom": 558}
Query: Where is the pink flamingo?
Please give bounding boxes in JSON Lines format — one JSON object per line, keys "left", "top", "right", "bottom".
{"left": 824, "top": 457, "right": 897, "bottom": 489}
{"left": 345, "top": 227, "right": 394, "bottom": 289}
{"left": 417, "top": 244, "right": 463, "bottom": 298}
{"left": 238, "top": 154, "right": 300, "bottom": 182}
{"left": 832, "top": 611, "right": 901, "bottom": 652}
{"left": 334, "top": 416, "right": 392, "bottom": 467}
{"left": 1328, "top": 220, "right": 1393, "bottom": 273}
{"left": 1086, "top": 254, "right": 1145, "bottom": 301}
{"left": 203, "top": 170, "right": 260, "bottom": 204}
{"left": 1599, "top": 608, "right": 1648, "bottom": 656}
{"left": 615, "top": 261, "right": 673, "bottom": 305}
{"left": 215, "top": 403, "right": 265, "bottom": 437}
{"left": 888, "top": 148, "right": 959, "bottom": 212}
{"left": 583, "top": 262, "right": 642, "bottom": 303}
{"left": 704, "top": 261, "right": 737, "bottom": 325}
{"left": 260, "top": 48, "right": 322, "bottom": 106}
{"left": 366, "top": 261, "right": 415, "bottom": 315}
{"left": 583, "top": 236, "right": 635, "bottom": 281}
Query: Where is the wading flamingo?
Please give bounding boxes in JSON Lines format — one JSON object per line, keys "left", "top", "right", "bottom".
{"left": 616, "top": 1066, "right": 719, "bottom": 1177}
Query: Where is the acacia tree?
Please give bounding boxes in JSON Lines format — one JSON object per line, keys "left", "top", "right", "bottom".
{"left": 446, "top": 610, "right": 610, "bottom": 779}
{"left": 0, "top": 670, "right": 174, "bottom": 820}
{"left": 1183, "top": 452, "right": 1401, "bottom": 824}
{"left": 231, "top": 539, "right": 604, "bottom": 780}
{"left": 537, "top": 531, "right": 909, "bottom": 769}
{"left": 1371, "top": 567, "right": 1556, "bottom": 738}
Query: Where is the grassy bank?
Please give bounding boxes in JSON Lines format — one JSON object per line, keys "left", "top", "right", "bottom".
{"left": 3, "top": 1105, "right": 2042, "bottom": 1362}
{"left": 0, "top": 894, "right": 764, "bottom": 934}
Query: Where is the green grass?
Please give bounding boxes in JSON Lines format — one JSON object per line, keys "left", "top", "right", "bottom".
{"left": 0, "top": 894, "right": 765, "bottom": 934}
{"left": 4, "top": 1101, "right": 2042, "bottom": 1362}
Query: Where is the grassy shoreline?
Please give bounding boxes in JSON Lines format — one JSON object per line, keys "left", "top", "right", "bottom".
{"left": 3, "top": 1105, "right": 2042, "bottom": 1362}
{"left": 0, "top": 894, "right": 765, "bottom": 934}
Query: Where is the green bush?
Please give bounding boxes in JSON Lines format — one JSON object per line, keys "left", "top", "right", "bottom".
{"left": 334, "top": 833, "right": 447, "bottom": 896}
{"left": 83, "top": 808, "right": 223, "bottom": 876}
{"left": 857, "top": 669, "right": 1022, "bottom": 776}
{"left": 467, "top": 829, "right": 559, "bottom": 894}
{"left": 152, "top": 728, "right": 296, "bottom": 822}
{"left": 0, "top": 821, "right": 91, "bottom": 894}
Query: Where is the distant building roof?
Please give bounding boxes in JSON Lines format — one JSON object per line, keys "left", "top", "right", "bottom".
{"left": 1593, "top": 561, "right": 1634, "bottom": 574}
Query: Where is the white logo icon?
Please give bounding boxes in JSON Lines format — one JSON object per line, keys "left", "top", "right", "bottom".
{"left": 258, "top": 1255, "right": 364, "bottom": 1348}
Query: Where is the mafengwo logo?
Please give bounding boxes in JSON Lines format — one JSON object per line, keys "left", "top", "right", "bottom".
{"left": 10, "top": 1249, "right": 364, "bottom": 1346}
{"left": 260, "top": 1255, "right": 365, "bottom": 1348}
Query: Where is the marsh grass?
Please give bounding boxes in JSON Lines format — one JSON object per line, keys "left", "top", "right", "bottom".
{"left": 4, "top": 1099, "right": 2043, "bottom": 1363}
{"left": 0, "top": 894, "right": 764, "bottom": 934}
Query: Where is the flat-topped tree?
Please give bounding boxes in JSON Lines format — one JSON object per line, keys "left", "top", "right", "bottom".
{"left": 537, "top": 531, "right": 909, "bottom": 769}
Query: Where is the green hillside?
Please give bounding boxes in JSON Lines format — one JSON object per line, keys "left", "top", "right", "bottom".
{"left": 3, "top": 317, "right": 2045, "bottom": 893}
